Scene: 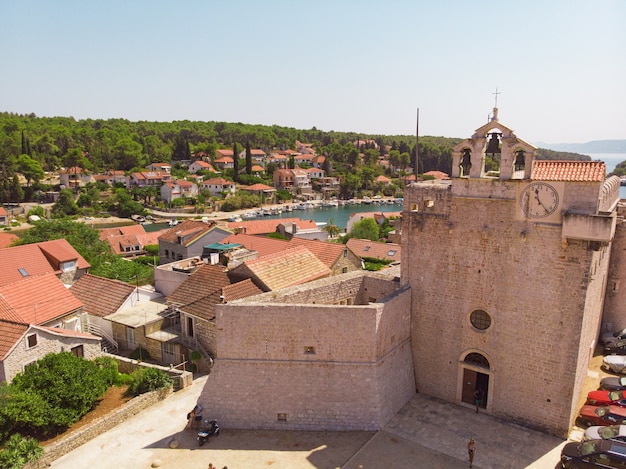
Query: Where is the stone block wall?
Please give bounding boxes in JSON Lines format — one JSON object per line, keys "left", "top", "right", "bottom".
{"left": 402, "top": 179, "right": 606, "bottom": 436}
{"left": 201, "top": 273, "right": 414, "bottom": 431}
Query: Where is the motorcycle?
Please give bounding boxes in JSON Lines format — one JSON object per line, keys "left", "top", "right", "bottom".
{"left": 197, "top": 419, "right": 220, "bottom": 446}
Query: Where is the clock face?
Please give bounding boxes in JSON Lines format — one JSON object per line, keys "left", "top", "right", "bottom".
{"left": 520, "top": 182, "right": 560, "bottom": 218}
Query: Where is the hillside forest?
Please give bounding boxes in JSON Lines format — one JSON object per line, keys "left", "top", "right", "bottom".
{"left": 0, "top": 111, "right": 593, "bottom": 204}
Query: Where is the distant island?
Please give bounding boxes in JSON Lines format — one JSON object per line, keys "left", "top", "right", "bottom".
{"left": 536, "top": 140, "right": 626, "bottom": 154}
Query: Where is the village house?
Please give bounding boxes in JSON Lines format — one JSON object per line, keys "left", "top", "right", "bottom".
{"left": 0, "top": 207, "right": 7, "bottom": 226}
{"left": 128, "top": 171, "right": 171, "bottom": 188}
{"left": 59, "top": 167, "right": 94, "bottom": 190}
{"left": 238, "top": 183, "right": 276, "bottom": 203}
{"left": 166, "top": 263, "right": 263, "bottom": 365}
{"left": 160, "top": 179, "right": 199, "bottom": 204}
{"left": 0, "top": 320, "right": 101, "bottom": 383}
{"left": 147, "top": 163, "right": 172, "bottom": 173}
{"left": 238, "top": 148, "right": 266, "bottom": 165}
{"left": 93, "top": 170, "right": 128, "bottom": 187}
{"left": 99, "top": 225, "right": 163, "bottom": 257}
{"left": 158, "top": 220, "right": 232, "bottom": 265}
{"left": 200, "top": 178, "right": 236, "bottom": 197}
{"left": 188, "top": 160, "right": 215, "bottom": 174}
{"left": 346, "top": 238, "right": 401, "bottom": 264}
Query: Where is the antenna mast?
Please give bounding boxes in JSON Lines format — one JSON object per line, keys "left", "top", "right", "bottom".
{"left": 415, "top": 107, "right": 420, "bottom": 176}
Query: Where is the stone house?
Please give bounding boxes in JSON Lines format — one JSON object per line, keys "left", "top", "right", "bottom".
{"left": 166, "top": 263, "right": 263, "bottom": 367}
{"left": 213, "top": 156, "right": 234, "bottom": 170}
{"left": 0, "top": 320, "right": 101, "bottom": 383}
{"left": 220, "top": 232, "right": 362, "bottom": 275}
{"left": 346, "top": 238, "right": 401, "bottom": 264}
{"left": 0, "top": 207, "right": 7, "bottom": 226}
{"left": 158, "top": 220, "right": 232, "bottom": 264}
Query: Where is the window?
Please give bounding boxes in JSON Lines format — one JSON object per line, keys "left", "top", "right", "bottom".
{"left": 126, "top": 327, "right": 135, "bottom": 347}
{"left": 71, "top": 345, "right": 84, "bottom": 357}
{"left": 342, "top": 267, "right": 348, "bottom": 274}
{"left": 165, "top": 249, "right": 169, "bottom": 258}
{"left": 387, "top": 250, "right": 397, "bottom": 257}
{"left": 464, "top": 352, "right": 490, "bottom": 369}
{"left": 343, "top": 249, "right": 347, "bottom": 258}
{"left": 470, "top": 310, "right": 491, "bottom": 331}
{"left": 26, "top": 333, "right": 38, "bottom": 348}
{"left": 304, "top": 346, "right": 315, "bottom": 354}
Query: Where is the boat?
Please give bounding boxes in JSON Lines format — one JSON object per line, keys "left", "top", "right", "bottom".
{"left": 131, "top": 214, "right": 146, "bottom": 223}
{"left": 229, "top": 216, "right": 243, "bottom": 222}
{"left": 284, "top": 205, "right": 293, "bottom": 212}
{"left": 168, "top": 218, "right": 179, "bottom": 227}
{"left": 242, "top": 211, "right": 257, "bottom": 219}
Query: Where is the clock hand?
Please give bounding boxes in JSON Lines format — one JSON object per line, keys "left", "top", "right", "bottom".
{"left": 534, "top": 189, "right": 550, "bottom": 214}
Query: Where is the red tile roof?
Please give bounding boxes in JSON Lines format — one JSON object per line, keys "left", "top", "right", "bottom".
{"left": 158, "top": 220, "right": 219, "bottom": 246}
{"left": 230, "top": 245, "right": 330, "bottom": 291}
{"left": 0, "top": 319, "right": 29, "bottom": 360}
{"left": 287, "top": 238, "right": 346, "bottom": 269}
{"left": 0, "top": 273, "right": 84, "bottom": 325}
{"left": 221, "top": 233, "right": 289, "bottom": 257}
{"left": 0, "top": 239, "right": 90, "bottom": 286}
{"left": 531, "top": 160, "right": 606, "bottom": 182}
{"left": 0, "top": 232, "right": 18, "bottom": 249}
{"left": 346, "top": 238, "right": 401, "bottom": 262}
{"left": 70, "top": 274, "right": 135, "bottom": 317}
{"left": 226, "top": 218, "right": 318, "bottom": 235}
{"left": 167, "top": 263, "right": 231, "bottom": 307}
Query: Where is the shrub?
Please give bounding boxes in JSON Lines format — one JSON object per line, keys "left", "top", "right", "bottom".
{"left": 128, "top": 368, "right": 173, "bottom": 396}
{"left": 0, "top": 433, "right": 43, "bottom": 469}
{"left": 93, "top": 356, "right": 120, "bottom": 386}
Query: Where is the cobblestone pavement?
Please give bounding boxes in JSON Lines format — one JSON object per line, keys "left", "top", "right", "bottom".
{"left": 49, "top": 373, "right": 569, "bottom": 469}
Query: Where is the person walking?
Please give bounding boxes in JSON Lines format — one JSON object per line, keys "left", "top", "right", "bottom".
{"left": 473, "top": 388, "right": 484, "bottom": 413}
{"left": 467, "top": 437, "right": 476, "bottom": 468}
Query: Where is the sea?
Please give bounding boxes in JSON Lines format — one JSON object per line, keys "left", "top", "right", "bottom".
{"left": 587, "top": 153, "right": 626, "bottom": 198}
{"left": 143, "top": 153, "right": 626, "bottom": 233}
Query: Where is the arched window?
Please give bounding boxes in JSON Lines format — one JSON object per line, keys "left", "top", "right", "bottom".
{"left": 464, "top": 352, "right": 490, "bottom": 370}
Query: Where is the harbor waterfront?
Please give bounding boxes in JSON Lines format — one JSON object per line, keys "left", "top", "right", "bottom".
{"left": 143, "top": 200, "right": 403, "bottom": 233}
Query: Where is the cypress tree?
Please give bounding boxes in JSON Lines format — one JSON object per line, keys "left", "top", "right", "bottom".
{"left": 245, "top": 141, "right": 252, "bottom": 175}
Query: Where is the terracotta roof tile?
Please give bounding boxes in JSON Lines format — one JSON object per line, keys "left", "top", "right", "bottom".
{"left": 166, "top": 264, "right": 231, "bottom": 306}
{"left": 226, "top": 218, "right": 317, "bottom": 235}
{"left": 70, "top": 274, "right": 135, "bottom": 317}
{"left": 221, "top": 233, "right": 289, "bottom": 257}
{"left": 0, "top": 239, "right": 90, "bottom": 286}
{"left": 0, "top": 273, "right": 83, "bottom": 324}
{"left": 0, "top": 232, "right": 18, "bottom": 249}
{"left": 158, "top": 219, "right": 219, "bottom": 245}
{"left": 222, "top": 278, "right": 263, "bottom": 301}
{"left": 231, "top": 245, "right": 330, "bottom": 291}
{"left": 288, "top": 238, "right": 345, "bottom": 268}
{"left": 531, "top": 160, "right": 606, "bottom": 182}
{"left": 346, "top": 238, "right": 401, "bottom": 262}
{"left": 0, "top": 319, "right": 29, "bottom": 360}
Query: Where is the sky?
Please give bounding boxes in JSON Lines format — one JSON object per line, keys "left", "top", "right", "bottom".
{"left": 1, "top": 0, "right": 624, "bottom": 145}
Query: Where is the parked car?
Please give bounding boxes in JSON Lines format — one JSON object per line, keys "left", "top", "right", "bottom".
{"left": 583, "top": 425, "right": 626, "bottom": 442}
{"left": 604, "top": 340, "right": 626, "bottom": 356}
{"left": 601, "top": 377, "right": 626, "bottom": 391}
{"left": 579, "top": 405, "right": 626, "bottom": 427}
{"left": 561, "top": 439, "right": 626, "bottom": 468}
{"left": 604, "top": 356, "right": 626, "bottom": 375}
{"left": 587, "top": 391, "right": 626, "bottom": 407}
{"left": 601, "top": 328, "right": 626, "bottom": 345}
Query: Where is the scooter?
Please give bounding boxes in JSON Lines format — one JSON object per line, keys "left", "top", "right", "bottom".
{"left": 197, "top": 419, "right": 220, "bottom": 446}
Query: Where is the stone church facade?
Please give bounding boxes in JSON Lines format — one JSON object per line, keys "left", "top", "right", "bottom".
{"left": 200, "top": 108, "right": 624, "bottom": 438}
{"left": 402, "top": 107, "right": 620, "bottom": 436}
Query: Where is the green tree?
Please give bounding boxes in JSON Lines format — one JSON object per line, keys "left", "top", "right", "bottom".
{"left": 51, "top": 188, "right": 79, "bottom": 217}
{"left": 232, "top": 142, "right": 239, "bottom": 181}
{"left": 345, "top": 217, "right": 379, "bottom": 242}
{"left": 9, "top": 175, "right": 23, "bottom": 203}
{"left": 245, "top": 141, "right": 252, "bottom": 175}
{"left": 16, "top": 154, "right": 45, "bottom": 186}
{"left": 9, "top": 352, "right": 108, "bottom": 430}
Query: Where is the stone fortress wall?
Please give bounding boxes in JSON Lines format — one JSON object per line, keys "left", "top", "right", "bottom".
{"left": 201, "top": 268, "right": 415, "bottom": 431}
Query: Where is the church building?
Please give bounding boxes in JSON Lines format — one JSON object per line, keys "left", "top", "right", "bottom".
{"left": 402, "top": 106, "right": 621, "bottom": 436}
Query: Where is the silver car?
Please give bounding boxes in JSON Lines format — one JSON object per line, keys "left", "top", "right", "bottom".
{"left": 583, "top": 425, "right": 626, "bottom": 442}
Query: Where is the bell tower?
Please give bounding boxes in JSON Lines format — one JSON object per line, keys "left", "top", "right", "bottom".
{"left": 451, "top": 101, "right": 537, "bottom": 180}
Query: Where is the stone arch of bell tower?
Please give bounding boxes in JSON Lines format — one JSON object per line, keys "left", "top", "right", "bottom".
{"left": 451, "top": 107, "right": 537, "bottom": 180}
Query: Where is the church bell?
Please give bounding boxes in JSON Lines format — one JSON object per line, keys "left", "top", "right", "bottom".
{"left": 485, "top": 133, "right": 501, "bottom": 155}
